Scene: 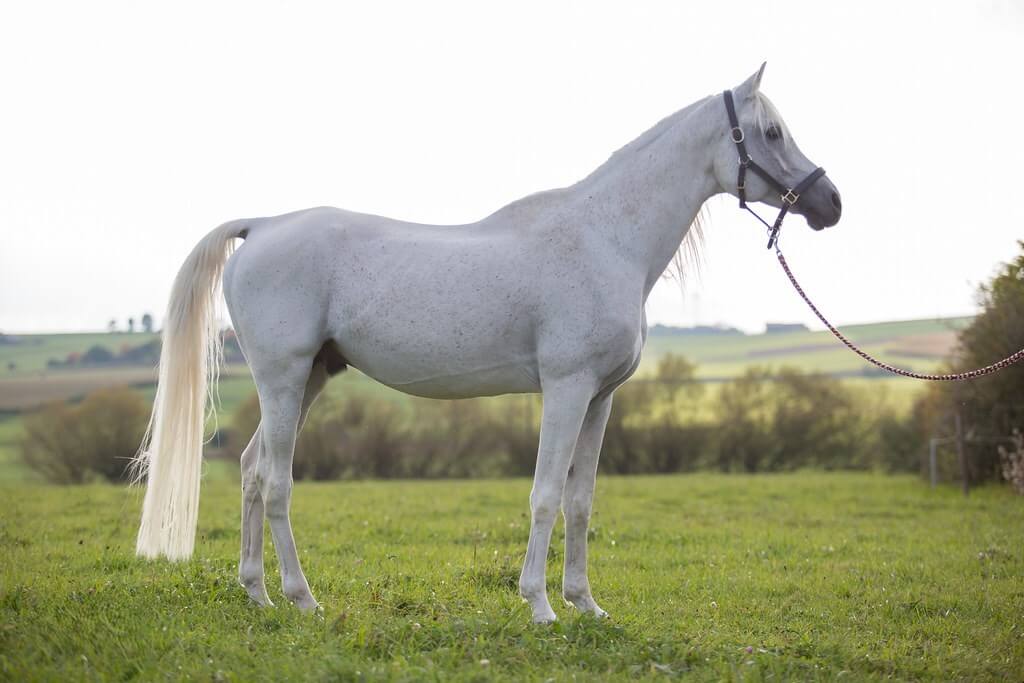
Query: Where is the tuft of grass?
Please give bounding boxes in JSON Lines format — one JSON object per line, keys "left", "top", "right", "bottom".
{"left": 1, "top": 473, "right": 1021, "bottom": 681}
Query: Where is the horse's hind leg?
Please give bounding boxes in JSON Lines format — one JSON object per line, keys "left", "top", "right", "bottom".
{"left": 249, "top": 357, "right": 329, "bottom": 611}
{"left": 238, "top": 362, "right": 328, "bottom": 607}
{"left": 239, "top": 423, "right": 271, "bottom": 605}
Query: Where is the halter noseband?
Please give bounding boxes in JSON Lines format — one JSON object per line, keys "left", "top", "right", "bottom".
{"left": 722, "top": 89, "right": 827, "bottom": 249}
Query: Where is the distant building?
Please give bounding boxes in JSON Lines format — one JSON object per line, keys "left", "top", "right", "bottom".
{"left": 648, "top": 324, "right": 744, "bottom": 337}
{"left": 765, "top": 322, "right": 809, "bottom": 334}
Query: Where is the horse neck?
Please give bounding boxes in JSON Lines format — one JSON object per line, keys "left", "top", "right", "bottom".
{"left": 574, "top": 96, "right": 721, "bottom": 295}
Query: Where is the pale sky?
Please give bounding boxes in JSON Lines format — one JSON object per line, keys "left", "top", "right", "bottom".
{"left": 1, "top": 1, "right": 1021, "bottom": 334}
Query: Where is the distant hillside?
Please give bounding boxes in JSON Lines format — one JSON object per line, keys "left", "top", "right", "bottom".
{"left": 643, "top": 316, "right": 973, "bottom": 379}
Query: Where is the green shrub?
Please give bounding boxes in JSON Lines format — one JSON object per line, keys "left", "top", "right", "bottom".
{"left": 711, "top": 367, "right": 877, "bottom": 472}
{"left": 908, "top": 242, "right": 1024, "bottom": 483}
{"left": 20, "top": 387, "right": 149, "bottom": 483}
{"left": 224, "top": 355, "right": 910, "bottom": 480}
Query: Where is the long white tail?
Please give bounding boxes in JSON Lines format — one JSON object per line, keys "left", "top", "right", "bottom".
{"left": 133, "top": 221, "right": 246, "bottom": 560}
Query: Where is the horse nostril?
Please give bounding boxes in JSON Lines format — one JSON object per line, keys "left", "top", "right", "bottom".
{"left": 831, "top": 192, "right": 842, "bottom": 211}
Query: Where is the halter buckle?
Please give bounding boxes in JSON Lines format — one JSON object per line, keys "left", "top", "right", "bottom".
{"left": 730, "top": 127, "right": 744, "bottom": 144}
{"left": 781, "top": 189, "right": 799, "bottom": 205}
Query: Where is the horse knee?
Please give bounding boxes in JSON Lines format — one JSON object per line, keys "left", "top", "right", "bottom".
{"left": 562, "top": 492, "right": 592, "bottom": 525}
{"left": 530, "top": 488, "right": 560, "bottom": 524}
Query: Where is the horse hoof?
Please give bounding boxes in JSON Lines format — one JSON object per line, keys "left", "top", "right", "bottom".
{"left": 240, "top": 580, "right": 274, "bottom": 607}
{"left": 565, "top": 593, "right": 608, "bottom": 618}
{"left": 290, "top": 595, "right": 320, "bottom": 613}
{"left": 531, "top": 607, "right": 558, "bottom": 624}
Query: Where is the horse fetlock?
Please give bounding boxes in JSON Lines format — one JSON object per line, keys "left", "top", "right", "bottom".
{"left": 522, "top": 592, "right": 557, "bottom": 624}
{"left": 561, "top": 578, "right": 591, "bottom": 604}
{"left": 563, "top": 588, "right": 607, "bottom": 617}
{"left": 239, "top": 573, "right": 273, "bottom": 607}
{"left": 519, "top": 579, "right": 557, "bottom": 623}
{"left": 285, "top": 588, "right": 319, "bottom": 612}
{"left": 281, "top": 574, "right": 316, "bottom": 607}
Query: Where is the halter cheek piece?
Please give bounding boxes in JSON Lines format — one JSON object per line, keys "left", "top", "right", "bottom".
{"left": 722, "top": 89, "right": 827, "bottom": 249}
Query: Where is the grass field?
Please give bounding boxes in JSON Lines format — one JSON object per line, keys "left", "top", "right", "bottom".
{"left": 1, "top": 474, "right": 1021, "bottom": 681}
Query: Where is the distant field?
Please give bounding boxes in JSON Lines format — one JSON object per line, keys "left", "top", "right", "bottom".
{"left": 0, "top": 367, "right": 159, "bottom": 412}
{"left": 641, "top": 317, "right": 971, "bottom": 377}
{"left": 0, "top": 332, "right": 159, "bottom": 376}
{"left": 1, "top": 473, "right": 1020, "bottom": 681}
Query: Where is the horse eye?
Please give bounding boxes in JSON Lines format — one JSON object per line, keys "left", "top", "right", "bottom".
{"left": 765, "top": 124, "right": 782, "bottom": 141}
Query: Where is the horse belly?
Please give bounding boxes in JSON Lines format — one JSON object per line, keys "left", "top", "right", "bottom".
{"left": 376, "top": 363, "right": 539, "bottom": 399}
{"left": 331, "top": 306, "right": 541, "bottom": 399}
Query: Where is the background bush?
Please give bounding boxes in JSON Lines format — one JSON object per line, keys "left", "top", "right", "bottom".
{"left": 228, "top": 354, "right": 908, "bottom": 481}
{"left": 906, "top": 241, "right": 1024, "bottom": 483}
{"left": 20, "top": 386, "right": 148, "bottom": 483}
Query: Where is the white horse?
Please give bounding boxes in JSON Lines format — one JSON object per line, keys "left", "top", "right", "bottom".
{"left": 134, "top": 64, "right": 841, "bottom": 623}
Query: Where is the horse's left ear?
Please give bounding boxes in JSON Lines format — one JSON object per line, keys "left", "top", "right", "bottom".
{"left": 736, "top": 62, "right": 767, "bottom": 100}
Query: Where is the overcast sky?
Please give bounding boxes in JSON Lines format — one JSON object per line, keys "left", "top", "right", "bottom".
{"left": 1, "top": 1, "right": 1022, "bottom": 334}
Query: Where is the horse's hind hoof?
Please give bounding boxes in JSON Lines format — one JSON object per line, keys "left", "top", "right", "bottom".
{"left": 240, "top": 580, "right": 274, "bottom": 608}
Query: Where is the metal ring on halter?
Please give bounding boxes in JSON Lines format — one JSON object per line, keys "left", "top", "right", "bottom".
{"left": 781, "top": 189, "right": 799, "bottom": 205}
{"left": 730, "top": 127, "right": 744, "bottom": 143}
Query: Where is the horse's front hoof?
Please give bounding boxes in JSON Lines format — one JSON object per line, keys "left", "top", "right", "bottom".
{"left": 530, "top": 606, "right": 558, "bottom": 624}
{"left": 564, "top": 592, "right": 608, "bottom": 618}
{"left": 289, "top": 594, "right": 320, "bottom": 613}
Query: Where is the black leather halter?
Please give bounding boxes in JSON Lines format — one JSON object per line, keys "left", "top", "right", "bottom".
{"left": 722, "top": 89, "right": 826, "bottom": 249}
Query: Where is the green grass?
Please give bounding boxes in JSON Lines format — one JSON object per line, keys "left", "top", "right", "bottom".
{"left": 1, "top": 474, "right": 1021, "bottom": 681}
{"left": 0, "top": 416, "right": 30, "bottom": 483}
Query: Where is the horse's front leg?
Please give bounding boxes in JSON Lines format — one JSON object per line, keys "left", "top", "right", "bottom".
{"left": 519, "top": 377, "right": 594, "bottom": 623}
{"left": 562, "top": 392, "right": 613, "bottom": 617}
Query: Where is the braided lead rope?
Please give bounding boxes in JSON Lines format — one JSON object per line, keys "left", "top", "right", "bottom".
{"left": 774, "top": 247, "right": 1024, "bottom": 381}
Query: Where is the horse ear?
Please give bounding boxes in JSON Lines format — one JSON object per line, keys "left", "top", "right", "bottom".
{"left": 736, "top": 62, "right": 767, "bottom": 100}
